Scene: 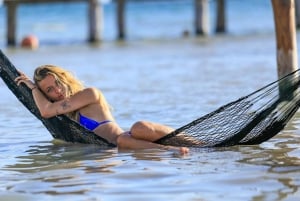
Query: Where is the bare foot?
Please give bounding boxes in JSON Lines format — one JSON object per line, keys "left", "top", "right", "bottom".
{"left": 167, "top": 146, "right": 189, "bottom": 155}
{"left": 179, "top": 147, "right": 189, "bottom": 155}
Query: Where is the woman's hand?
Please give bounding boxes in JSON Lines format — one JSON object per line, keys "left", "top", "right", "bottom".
{"left": 14, "top": 70, "right": 36, "bottom": 90}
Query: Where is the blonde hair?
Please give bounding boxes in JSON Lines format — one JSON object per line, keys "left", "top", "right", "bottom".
{"left": 33, "top": 65, "right": 84, "bottom": 120}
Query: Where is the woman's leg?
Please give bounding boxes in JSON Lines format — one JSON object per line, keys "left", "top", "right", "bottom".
{"left": 93, "top": 122, "right": 124, "bottom": 145}
{"left": 117, "top": 133, "right": 189, "bottom": 154}
{"left": 129, "top": 121, "right": 173, "bottom": 142}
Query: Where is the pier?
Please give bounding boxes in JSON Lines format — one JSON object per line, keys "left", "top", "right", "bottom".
{"left": 3, "top": 0, "right": 221, "bottom": 46}
{"left": 4, "top": 0, "right": 102, "bottom": 45}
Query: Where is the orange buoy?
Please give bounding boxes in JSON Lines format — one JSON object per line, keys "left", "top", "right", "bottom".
{"left": 21, "top": 35, "right": 39, "bottom": 49}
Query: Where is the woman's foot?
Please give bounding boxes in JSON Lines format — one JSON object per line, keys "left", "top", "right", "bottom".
{"left": 179, "top": 147, "right": 189, "bottom": 155}
{"left": 167, "top": 146, "right": 189, "bottom": 155}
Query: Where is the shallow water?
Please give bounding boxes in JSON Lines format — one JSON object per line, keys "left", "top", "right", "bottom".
{"left": 1, "top": 1, "right": 300, "bottom": 201}
{"left": 1, "top": 33, "right": 300, "bottom": 201}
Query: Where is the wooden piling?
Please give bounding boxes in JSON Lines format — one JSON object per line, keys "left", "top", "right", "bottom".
{"left": 88, "top": 0, "right": 101, "bottom": 42}
{"left": 195, "top": 0, "right": 209, "bottom": 35}
{"left": 4, "top": 0, "right": 102, "bottom": 46}
{"left": 271, "top": 0, "right": 298, "bottom": 78}
{"left": 295, "top": 0, "right": 300, "bottom": 28}
{"left": 6, "top": 1, "right": 17, "bottom": 46}
{"left": 117, "top": 0, "right": 126, "bottom": 40}
{"left": 215, "top": 0, "right": 226, "bottom": 33}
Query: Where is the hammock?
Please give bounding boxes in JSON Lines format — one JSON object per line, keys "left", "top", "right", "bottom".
{"left": 1, "top": 50, "right": 299, "bottom": 148}
{"left": 155, "top": 69, "right": 300, "bottom": 147}
{"left": 0, "top": 50, "right": 115, "bottom": 148}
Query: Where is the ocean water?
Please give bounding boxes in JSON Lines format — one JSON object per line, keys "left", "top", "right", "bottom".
{"left": 0, "top": 0, "right": 274, "bottom": 45}
{"left": 1, "top": 0, "right": 300, "bottom": 201}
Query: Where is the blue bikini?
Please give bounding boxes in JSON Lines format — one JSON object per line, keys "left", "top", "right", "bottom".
{"left": 79, "top": 113, "right": 112, "bottom": 131}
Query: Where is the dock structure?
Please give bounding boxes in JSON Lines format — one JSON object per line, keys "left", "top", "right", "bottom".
{"left": 116, "top": 0, "right": 221, "bottom": 38}
{"left": 3, "top": 0, "right": 225, "bottom": 46}
{"left": 4, "top": 0, "right": 102, "bottom": 46}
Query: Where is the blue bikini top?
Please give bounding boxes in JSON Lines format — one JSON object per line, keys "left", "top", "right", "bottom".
{"left": 79, "top": 113, "right": 112, "bottom": 131}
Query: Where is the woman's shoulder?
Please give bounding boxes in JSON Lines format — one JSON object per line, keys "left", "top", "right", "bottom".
{"left": 81, "top": 87, "right": 104, "bottom": 99}
{"left": 79, "top": 87, "right": 110, "bottom": 110}
{"left": 81, "top": 87, "right": 102, "bottom": 93}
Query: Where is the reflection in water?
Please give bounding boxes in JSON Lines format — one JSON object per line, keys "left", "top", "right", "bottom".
{"left": 4, "top": 142, "right": 117, "bottom": 172}
{"left": 237, "top": 129, "right": 300, "bottom": 201}
{"left": 2, "top": 141, "right": 121, "bottom": 196}
{"left": 1, "top": 131, "right": 300, "bottom": 200}
{"left": 2, "top": 140, "right": 188, "bottom": 198}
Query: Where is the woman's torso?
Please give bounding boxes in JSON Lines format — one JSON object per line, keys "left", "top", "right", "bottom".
{"left": 77, "top": 90, "right": 124, "bottom": 144}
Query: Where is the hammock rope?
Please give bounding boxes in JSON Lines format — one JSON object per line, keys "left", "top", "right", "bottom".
{"left": 155, "top": 70, "right": 300, "bottom": 147}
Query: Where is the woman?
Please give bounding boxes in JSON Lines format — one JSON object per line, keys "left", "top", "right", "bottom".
{"left": 15, "top": 65, "right": 189, "bottom": 154}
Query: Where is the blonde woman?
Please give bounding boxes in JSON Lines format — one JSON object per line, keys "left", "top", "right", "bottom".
{"left": 15, "top": 65, "right": 189, "bottom": 154}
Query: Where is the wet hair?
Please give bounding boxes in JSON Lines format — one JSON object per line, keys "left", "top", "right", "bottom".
{"left": 33, "top": 64, "right": 84, "bottom": 120}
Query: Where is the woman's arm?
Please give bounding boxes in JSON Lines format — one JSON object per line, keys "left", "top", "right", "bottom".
{"left": 15, "top": 71, "right": 101, "bottom": 118}
{"left": 34, "top": 87, "right": 100, "bottom": 118}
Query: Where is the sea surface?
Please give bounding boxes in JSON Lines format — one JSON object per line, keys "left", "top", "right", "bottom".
{"left": 1, "top": 0, "right": 300, "bottom": 201}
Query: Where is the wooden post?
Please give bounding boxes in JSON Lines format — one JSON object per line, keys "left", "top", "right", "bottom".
{"left": 117, "top": 0, "right": 125, "bottom": 40}
{"left": 271, "top": 0, "right": 298, "bottom": 78}
{"left": 6, "top": 1, "right": 17, "bottom": 46}
{"left": 4, "top": 0, "right": 99, "bottom": 46}
{"left": 295, "top": 0, "right": 300, "bottom": 28}
{"left": 195, "top": 0, "right": 209, "bottom": 35}
{"left": 215, "top": 0, "right": 226, "bottom": 33}
{"left": 88, "top": 0, "right": 101, "bottom": 42}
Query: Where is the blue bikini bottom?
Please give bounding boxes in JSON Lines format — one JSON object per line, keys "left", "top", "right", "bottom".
{"left": 79, "top": 113, "right": 112, "bottom": 131}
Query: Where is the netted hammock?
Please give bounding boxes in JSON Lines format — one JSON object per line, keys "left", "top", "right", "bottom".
{"left": 155, "top": 70, "right": 300, "bottom": 147}
{"left": 1, "top": 49, "right": 300, "bottom": 148}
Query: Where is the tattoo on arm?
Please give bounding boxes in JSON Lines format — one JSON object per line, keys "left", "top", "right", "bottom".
{"left": 60, "top": 100, "right": 71, "bottom": 111}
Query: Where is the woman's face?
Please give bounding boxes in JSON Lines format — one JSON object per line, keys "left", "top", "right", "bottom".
{"left": 38, "top": 74, "right": 66, "bottom": 101}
